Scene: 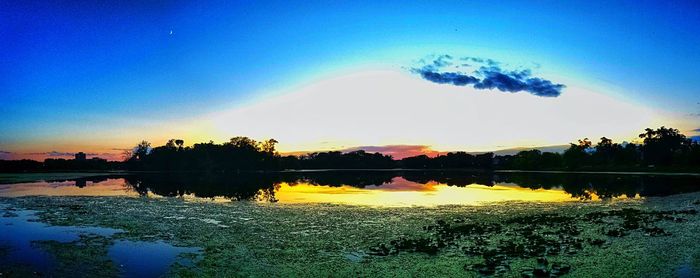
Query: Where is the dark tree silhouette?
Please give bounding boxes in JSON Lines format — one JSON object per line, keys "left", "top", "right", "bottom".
{"left": 2, "top": 126, "right": 699, "bottom": 173}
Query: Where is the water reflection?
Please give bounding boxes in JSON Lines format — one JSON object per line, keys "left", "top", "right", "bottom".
{"left": 0, "top": 177, "right": 140, "bottom": 197}
{"left": 1, "top": 171, "right": 700, "bottom": 206}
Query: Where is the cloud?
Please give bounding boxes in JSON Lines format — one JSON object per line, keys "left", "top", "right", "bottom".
{"left": 0, "top": 151, "right": 11, "bottom": 160}
{"left": 412, "top": 55, "right": 565, "bottom": 97}
{"left": 692, "top": 128, "right": 700, "bottom": 132}
{"left": 26, "top": 151, "right": 99, "bottom": 157}
{"left": 340, "top": 145, "right": 443, "bottom": 159}
{"left": 417, "top": 71, "right": 480, "bottom": 86}
{"left": 26, "top": 151, "right": 74, "bottom": 157}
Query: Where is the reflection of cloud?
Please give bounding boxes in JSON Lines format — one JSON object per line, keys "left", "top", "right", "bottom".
{"left": 365, "top": 177, "right": 438, "bottom": 192}
{"left": 340, "top": 145, "right": 442, "bottom": 159}
{"left": 412, "top": 55, "right": 565, "bottom": 97}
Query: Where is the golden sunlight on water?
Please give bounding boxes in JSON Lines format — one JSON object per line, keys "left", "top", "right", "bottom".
{"left": 0, "top": 176, "right": 643, "bottom": 206}
{"left": 269, "top": 177, "right": 577, "bottom": 207}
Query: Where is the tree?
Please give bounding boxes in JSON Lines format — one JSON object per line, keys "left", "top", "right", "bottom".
{"left": 563, "top": 138, "right": 591, "bottom": 169}
{"left": 260, "top": 139, "right": 278, "bottom": 154}
{"left": 638, "top": 126, "right": 691, "bottom": 166}
{"left": 133, "top": 140, "right": 151, "bottom": 161}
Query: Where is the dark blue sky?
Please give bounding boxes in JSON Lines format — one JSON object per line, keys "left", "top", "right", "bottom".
{"left": 1, "top": 1, "right": 699, "bottom": 156}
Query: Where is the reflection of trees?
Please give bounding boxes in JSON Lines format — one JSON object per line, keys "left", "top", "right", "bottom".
{"left": 55, "top": 171, "right": 700, "bottom": 203}
{"left": 123, "top": 173, "right": 286, "bottom": 202}
{"left": 495, "top": 173, "right": 700, "bottom": 200}
{"left": 294, "top": 171, "right": 395, "bottom": 187}
{"left": 401, "top": 171, "right": 494, "bottom": 187}
{"left": 37, "top": 175, "right": 120, "bottom": 188}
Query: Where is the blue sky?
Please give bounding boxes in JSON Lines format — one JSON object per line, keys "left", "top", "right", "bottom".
{"left": 1, "top": 1, "right": 699, "bottom": 158}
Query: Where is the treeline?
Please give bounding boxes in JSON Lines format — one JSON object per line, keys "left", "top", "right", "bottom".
{"left": 401, "top": 152, "right": 494, "bottom": 169}
{"left": 1, "top": 126, "right": 698, "bottom": 173}
{"left": 0, "top": 157, "right": 121, "bottom": 173}
{"left": 125, "top": 137, "right": 280, "bottom": 171}
{"left": 124, "top": 137, "right": 494, "bottom": 171}
{"left": 497, "top": 127, "right": 700, "bottom": 170}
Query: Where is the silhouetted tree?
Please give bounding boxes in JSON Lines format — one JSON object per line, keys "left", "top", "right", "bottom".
{"left": 638, "top": 126, "right": 691, "bottom": 166}
{"left": 563, "top": 138, "right": 592, "bottom": 169}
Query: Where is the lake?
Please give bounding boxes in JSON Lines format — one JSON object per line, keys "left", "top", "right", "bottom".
{"left": 2, "top": 171, "right": 700, "bottom": 206}
{"left": 1, "top": 171, "right": 699, "bottom": 277}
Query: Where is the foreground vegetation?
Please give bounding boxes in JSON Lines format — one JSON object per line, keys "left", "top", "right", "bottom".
{"left": 1, "top": 192, "right": 699, "bottom": 277}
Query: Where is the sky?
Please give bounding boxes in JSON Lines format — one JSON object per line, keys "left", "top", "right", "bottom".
{"left": 1, "top": 1, "right": 700, "bottom": 160}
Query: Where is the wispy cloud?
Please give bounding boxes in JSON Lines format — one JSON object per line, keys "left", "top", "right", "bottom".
{"left": 26, "top": 151, "right": 98, "bottom": 157}
{"left": 412, "top": 55, "right": 565, "bottom": 97}
{"left": 0, "top": 150, "right": 11, "bottom": 160}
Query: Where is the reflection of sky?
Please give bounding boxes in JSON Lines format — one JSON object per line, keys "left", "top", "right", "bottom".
{"left": 362, "top": 177, "right": 439, "bottom": 192}
{"left": 273, "top": 180, "right": 576, "bottom": 207}
{"left": 0, "top": 176, "right": 644, "bottom": 206}
{"left": 0, "top": 179, "right": 138, "bottom": 197}
{"left": 2, "top": 2, "right": 700, "bottom": 158}
{"left": 0, "top": 176, "right": 579, "bottom": 206}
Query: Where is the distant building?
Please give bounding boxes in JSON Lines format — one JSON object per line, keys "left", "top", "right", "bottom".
{"left": 75, "top": 152, "right": 87, "bottom": 161}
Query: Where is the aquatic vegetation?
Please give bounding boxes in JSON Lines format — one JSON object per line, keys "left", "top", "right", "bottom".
{"left": 369, "top": 205, "right": 699, "bottom": 276}
{"left": 0, "top": 192, "right": 698, "bottom": 277}
{"left": 0, "top": 205, "right": 199, "bottom": 277}
{"left": 35, "top": 235, "right": 119, "bottom": 277}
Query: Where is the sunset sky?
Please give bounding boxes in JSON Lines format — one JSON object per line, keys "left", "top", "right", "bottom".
{"left": 2, "top": 1, "right": 700, "bottom": 161}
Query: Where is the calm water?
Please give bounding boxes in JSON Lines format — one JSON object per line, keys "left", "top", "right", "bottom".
{"left": 1, "top": 171, "right": 699, "bottom": 276}
{"left": 2, "top": 171, "right": 700, "bottom": 206}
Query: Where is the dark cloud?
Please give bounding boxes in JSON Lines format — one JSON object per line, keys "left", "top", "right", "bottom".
{"left": 417, "top": 70, "right": 480, "bottom": 86}
{"left": 692, "top": 128, "right": 700, "bottom": 132}
{"left": 0, "top": 150, "right": 11, "bottom": 154}
{"left": 412, "top": 55, "right": 565, "bottom": 97}
{"left": 25, "top": 151, "right": 74, "bottom": 157}
{"left": 47, "top": 151, "right": 74, "bottom": 157}
{"left": 27, "top": 151, "right": 98, "bottom": 157}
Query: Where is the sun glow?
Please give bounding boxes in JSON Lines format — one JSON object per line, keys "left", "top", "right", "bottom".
{"left": 201, "top": 69, "right": 662, "bottom": 153}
